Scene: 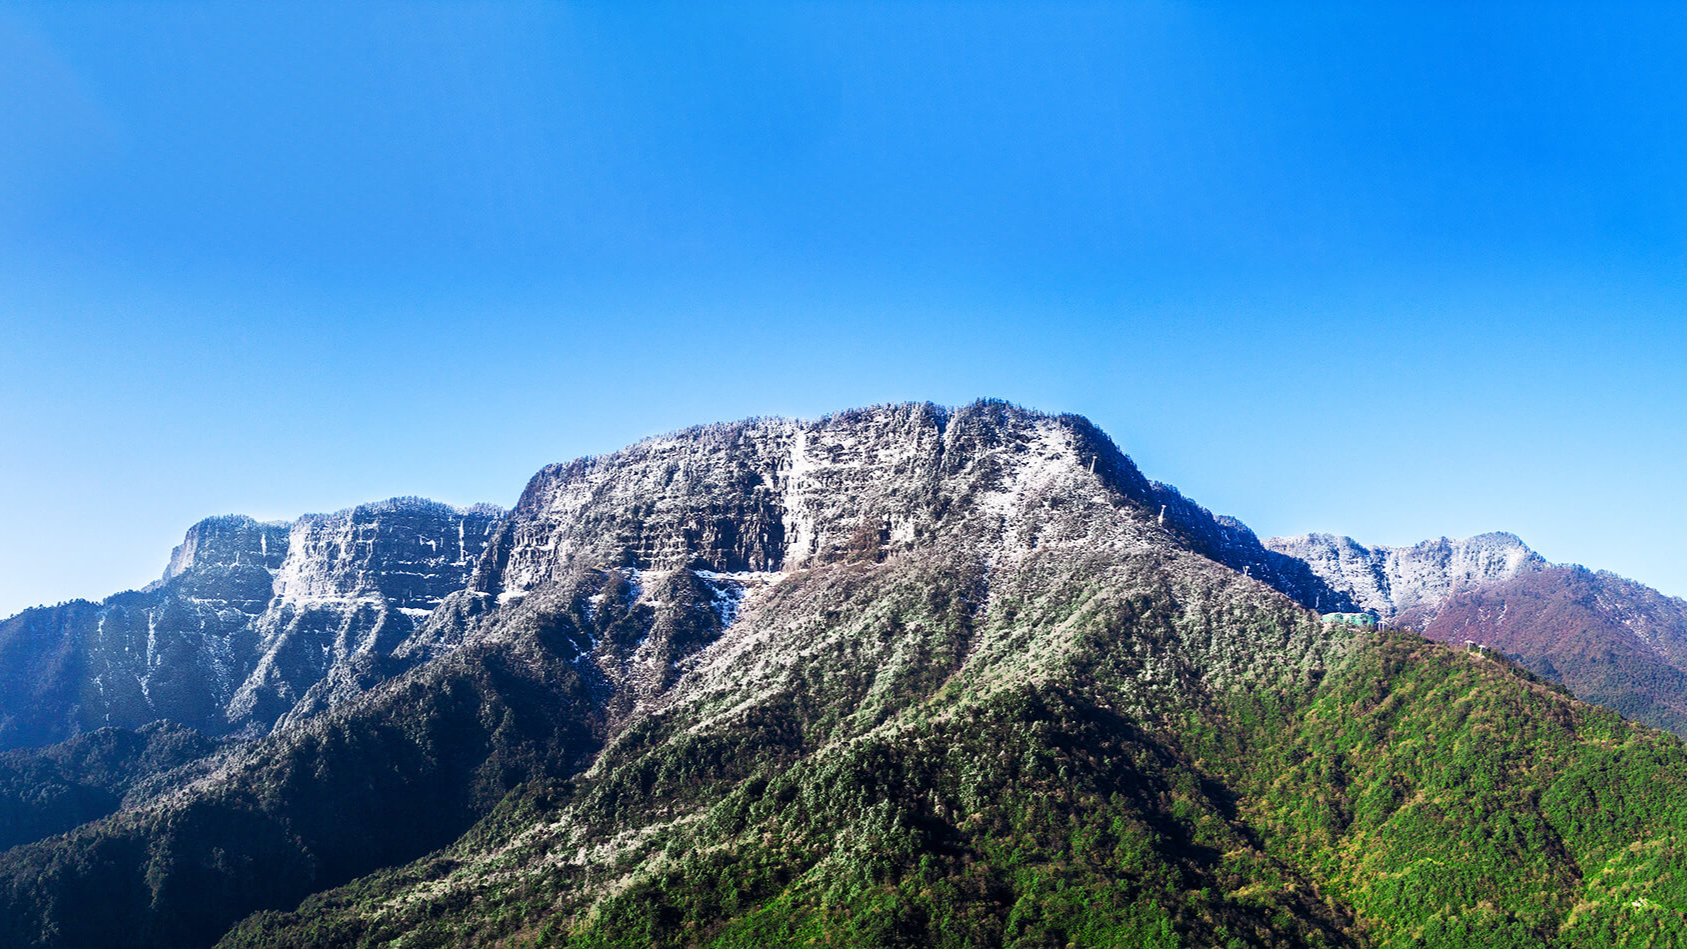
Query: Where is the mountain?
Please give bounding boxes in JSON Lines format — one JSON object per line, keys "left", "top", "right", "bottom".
{"left": 0, "top": 498, "right": 503, "bottom": 751}
{"left": 1261, "top": 532, "right": 1547, "bottom": 625}
{"left": 1265, "top": 532, "right": 1687, "bottom": 737}
{"left": 1420, "top": 565, "right": 1687, "bottom": 736}
{"left": 3, "top": 401, "right": 1687, "bottom": 948}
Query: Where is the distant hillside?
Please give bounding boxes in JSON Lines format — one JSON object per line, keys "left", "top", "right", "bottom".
{"left": 1422, "top": 565, "right": 1687, "bottom": 736}
{"left": 1266, "top": 531, "right": 1687, "bottom": 737}
{"left": 1263, "top": 531, "right": 1546, "bottom": 624}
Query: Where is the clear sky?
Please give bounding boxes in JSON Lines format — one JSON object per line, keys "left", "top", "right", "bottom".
{"left": 2, "top": 3, "right": 1684, "bottom": 617}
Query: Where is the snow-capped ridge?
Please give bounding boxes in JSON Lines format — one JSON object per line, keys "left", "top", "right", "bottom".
{"left": 0, "top": 495, "right": 506, "bottom": 750}
{"left": 1263, "top": 530, "right": 1547, "bottom": 622}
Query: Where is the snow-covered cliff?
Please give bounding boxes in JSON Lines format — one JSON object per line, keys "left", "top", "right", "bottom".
{"left": 0, "top": 499, "right": 502, "bottom": 749}
{"left": 0, "top": 401, "right": 1359, "bottom": 751}
{"left": 1262, "top": 531, "right": 1547, "bottom": 623}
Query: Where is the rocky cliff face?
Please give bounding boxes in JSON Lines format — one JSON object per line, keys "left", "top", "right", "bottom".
{"left": 468, "top": 402, "right": 1063, "bottom": 592}
{"left": 9, "top": 401, "right": 1687, "bottom": 949}
{"left": 156, "top": 515, "right": 291, "bottom": 584}
{"left": 435, "top": 403, "right": 1355, "bottom": 649}
{"left": 0, "top": 499, "right": 502, "bottom": 751}
{"left": 0, "top": 401, "right": 1359, "bottom": 948}
{"left": 1262, "top": 531, "right": 1546, "bottom": 623}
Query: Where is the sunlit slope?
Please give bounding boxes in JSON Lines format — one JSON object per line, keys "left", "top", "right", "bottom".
{"left": 223, "top": 538, "right": 1351, "bottom": 948}
{"left": 229, "top": 626, "right": 1687, "bottom": 949}
{"left": 1223, "top": 632, "right": 1687, "bottom": 948}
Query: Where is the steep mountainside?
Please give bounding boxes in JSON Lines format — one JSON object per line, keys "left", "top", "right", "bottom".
{"left": 0, "top": 498, "right": 502, "bottom": 750}
{"left": 5, "top": 402, "right": 1687, "bottom": 949}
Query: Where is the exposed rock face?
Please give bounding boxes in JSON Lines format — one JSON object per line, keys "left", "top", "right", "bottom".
{"left": 233, "top": 499, "right": 504, "bottom": 728}
{"left": 1261, "top": 531, "right": 1546, "bottom": 623}
{"left": 273, "top": 499, "right": 503, "bottom": 609}
{"left": 447, "top": 403, "right": 1355, "bottom": 643}
{"left": 409, "top": 402, "right": 1170, "bottom": 698}
{"left": 0, "top": 499, "right": 502, "bottom": 751}
{"left": 156, "top": 515, "right": 290, "bottom": 584}
{"left": 0, "top": 401, "right": 1358, "bottom": 949}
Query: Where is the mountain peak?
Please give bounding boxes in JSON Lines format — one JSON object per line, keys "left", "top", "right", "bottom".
{"left": 477, "top": 401, "right": 1118, "bottom": 593}
{"left": 0, "top": 495, "right": 507, "bottom": 751}
{"left": 159, "top": 514, "right": 291, "bottom": 583}
{"left": 1262, "top": 530, "right": 1547, "bottom": 621}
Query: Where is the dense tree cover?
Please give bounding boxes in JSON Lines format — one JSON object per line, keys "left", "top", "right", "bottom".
{"left": 220, "top": 618, "right": 1687, "bottom": 948}
{"left": 0, "top": 722, "right": 216, "bottom": 852}
{"left": 1213, "top": 633, "right": 1687, "bottom": 947}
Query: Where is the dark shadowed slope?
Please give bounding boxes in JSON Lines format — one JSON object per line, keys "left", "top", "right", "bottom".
{"left": 0, "top": 722, "right": 218, "bottom": 852}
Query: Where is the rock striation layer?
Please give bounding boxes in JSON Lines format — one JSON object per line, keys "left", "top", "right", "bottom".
{"left": 426, "top": 403, "right": 1358, "bottom": 653}
{"left": 0, "top": 498, "right": 502, "bottom": 751}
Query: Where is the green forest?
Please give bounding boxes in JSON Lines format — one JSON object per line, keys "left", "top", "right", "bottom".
{"left": 222, "top": 620, "right": 1687, "bottom": 948}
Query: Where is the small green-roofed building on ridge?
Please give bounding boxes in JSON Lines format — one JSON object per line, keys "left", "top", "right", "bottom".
{"left": 1322, "top": 611, "right": 1378, "bottom": 628}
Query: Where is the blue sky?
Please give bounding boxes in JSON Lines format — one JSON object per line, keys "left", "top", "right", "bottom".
{"left": 2, "top": 2, "right": 1684, "bottom": 616}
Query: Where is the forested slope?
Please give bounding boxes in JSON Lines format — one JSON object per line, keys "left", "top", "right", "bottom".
{"left": 225, "top": 614, "right": 1687, "bottom": 948}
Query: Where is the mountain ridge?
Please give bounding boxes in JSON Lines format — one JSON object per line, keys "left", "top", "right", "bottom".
{"left": 0, "top": 496, "right": 504, "bottom": 752}
{"left": 3, "top": 401, "right": 1687, "bottom": 947}
{"left": 1264, "top": 529, "right": 1687, "bottom": 736}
